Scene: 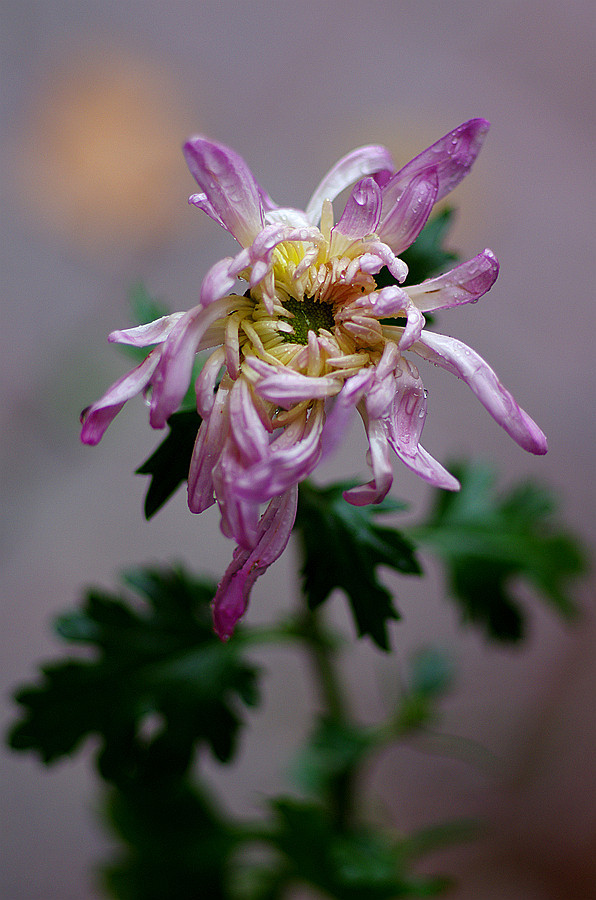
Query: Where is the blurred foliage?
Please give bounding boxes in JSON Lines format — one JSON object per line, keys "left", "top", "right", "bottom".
{"left": 410, "top": 462, "right": 586, "bottom": 641}
{"left": 8, "top": 568, "right": 260, "bottom": 777}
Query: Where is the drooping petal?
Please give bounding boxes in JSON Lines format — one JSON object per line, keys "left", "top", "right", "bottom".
{"left": 377, "top": 169, "right": 439, "bottom": 255}
{"left": 391, "top": 440, "right": 461, "bottom": 491}
{"left": 404, "top": 250, "right": 499, "bottom": 311}
{"left": 305, "top": 145, "right": 395, "bottom": 225}
{"left": 183, "top": 136, "right": 264, "bottom": 247}
{"left": 410, "top": 331, "right": 548, "bottom": 454}
{"left": 228, "top": 376, "right": 272, "bottom": 466}
{"left": 212, "top": 485, "right": 299, "bottom": 639}
{"left": 384, "top": 359, "right": 460, "bottom": 491}
{"left": 80, "top": 350, "right": 161, "bottom": 445}
{"left": 187, "top": 381, "right": 231, "bottom": 513}
{"left": 333, "top": 177, "right": 382, "bottom": 239}
{"left": 381, "top": 119, "right": 490, "bottom": 212}
{"left": 319, "top": 367, "right": 376, "bottom": 461}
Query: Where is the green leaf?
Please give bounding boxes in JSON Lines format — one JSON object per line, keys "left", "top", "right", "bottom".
{"left": 295, "top": 481, "right": 422, "bottom": 651}
{"left": 410, "top": 462, "right": 587, "bottom": 642}
{"left": 375, "top": 208, "right": 458, "bottom": 294}
{"left": 136, "top": 410, "right": 202, "bottom": 519}
{"left": 7, "top": 567, "right": 260, "bottom": 779}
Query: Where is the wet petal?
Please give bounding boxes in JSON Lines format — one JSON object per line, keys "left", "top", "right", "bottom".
{"left": 377, "top": 169, "right": 439, "bottom": 255}
{"left": 405, "top": 250, "right": 499, "bottom": 311}
{"left": 212, "top": 485, "right": 299, "bottom": 639}
{"left": 344, "top": 416, "right": 393, "bottom": 506}
{"left": 333, "top": 177, "right": 382, "bottom": 239}
{"left": 108, "top": 313, "right": 185, "bottom": 347}
{"left": 382, "top": 118, "right": 490, "bottom": 211}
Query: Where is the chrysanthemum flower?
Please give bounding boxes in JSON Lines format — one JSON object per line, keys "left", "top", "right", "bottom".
{"left": 81, "top": 119, "right": 547, "bottom": 638}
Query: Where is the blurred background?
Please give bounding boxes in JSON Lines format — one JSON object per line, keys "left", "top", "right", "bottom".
{"left": 1, "top": 0, "right": 595, "bottom": 897}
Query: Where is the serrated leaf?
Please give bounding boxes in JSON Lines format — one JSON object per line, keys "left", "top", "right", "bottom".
{"left": 410, "top": 462, "right": 586, "bottom": 642}
{"left": 295, "top": 481, "right": 422, "bottom": 651}
{"left": 136, "top": 410, "right": 202, "bottom": 519}
{"left": 8, "top": 567, "right": 260, "bottom": 779}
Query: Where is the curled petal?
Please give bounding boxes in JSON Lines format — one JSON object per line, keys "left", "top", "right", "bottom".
{"left": 384, "top": 359, "right": 460, "bottom": 491}
{"left": 80, "top": 351, "right": 160, "bottom": 445}
{"left": 333, "top": 177, "right": 382, "bottom": 239}
{"left": 377, "top": 169, "right": 439, "bottom": 255}
{"left": 109, "top": 313, "right": 185, "bottom": 347}
{"left": 305, "top": 145, "right": 395, "bottom": 225}
{"left": 212, "top": 486, "right": 299, "bottom": 639}
{"left": 183, "top": 136, "right": 264, "bottom": 246}
{"left": 188, "top": 191, "right": 226, "bottom": 229}
{"left": 392, "top": 441, "right": 460, "bottom": 491}
{"left": 411, "top": 331, "right": 548, "bottom": 454}
{"left": 405, "top": 250, "right": 499, "bottom": 311}
{"left": 382, "top": 118, "right": 490, "bottom": 211}
{"left": 233, "top": 406, "right": 325, "bottom": 503}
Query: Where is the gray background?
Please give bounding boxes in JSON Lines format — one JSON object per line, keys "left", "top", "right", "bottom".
{"left": 1, "top": 1, "right": 595, "bottom": 897}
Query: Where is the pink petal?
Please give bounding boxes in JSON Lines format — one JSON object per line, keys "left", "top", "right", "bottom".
{"left": 233, "top": 406, "right": 325, "bottom": 503}
{"left": 246, "top": 358, "right": 342, "bottom": 407}
{"left": 183, "top": 136, "right": 264, "bottom": 247}
{"left": 411, "top": 331, "right": 548, "bottom": 454}
{"left": 305, "top": 145, "right": 395, "bottom": 225}
{"left": 80, "top": 351, "right": 160, "bottom": 445}
{"left": 377, "top": 169, "right": 439, "bottom": 255}
{"left": 333, "top": 177, "right": 382, "bottom": 239}
{"left": 108, "top": 313, "right": 185, "bottom": 347}
{"left": 405, "top": 250, "right": 499, "bottom": 311}
{"left": 212, "top": 485, "right": 299, "bottom": 639}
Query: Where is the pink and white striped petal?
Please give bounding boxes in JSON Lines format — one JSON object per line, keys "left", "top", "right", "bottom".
{"left": 410, "top": 331, "right": 548, "bottom": 454}
{"left": 305, "top": 145, "right": 395, "bottom": 226}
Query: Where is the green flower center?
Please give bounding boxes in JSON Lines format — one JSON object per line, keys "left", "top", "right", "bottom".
{"left": 281, "top": 296, "right": 335, "bottom": 345}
